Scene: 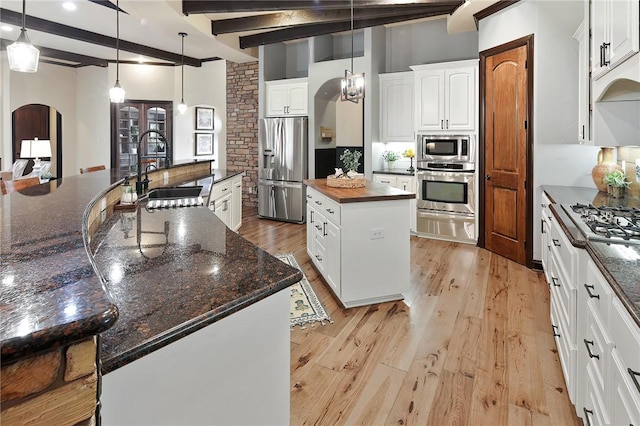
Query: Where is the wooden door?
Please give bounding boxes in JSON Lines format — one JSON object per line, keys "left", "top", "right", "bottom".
{"left": 483, "top": 43, "right": 529, "bottom": 265}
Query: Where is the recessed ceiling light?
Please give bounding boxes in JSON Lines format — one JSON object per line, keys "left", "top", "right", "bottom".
{"left": 1, "top": 25, "right": 13, "bottom": 32}
{"left": 63, "top": 2, "right": 77, "bottom": 11}
{"left": 137, "top": 56, "right": 145, "bottom": 63}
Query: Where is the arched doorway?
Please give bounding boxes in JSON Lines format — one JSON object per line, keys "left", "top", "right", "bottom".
{"left": 12, "top": 104, "right": 63, "bottom": 178}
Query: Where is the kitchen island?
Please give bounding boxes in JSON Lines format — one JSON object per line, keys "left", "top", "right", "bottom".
{"left": 304, "top": 179, "right": 414, "bottom": 308}
{"left": 0, "top": 162, "right": 301, "bottom": 425}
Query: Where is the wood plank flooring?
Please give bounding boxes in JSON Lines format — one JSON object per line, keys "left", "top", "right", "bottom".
{"left": 238, "top": 209, "right": 580, "bottom": 426}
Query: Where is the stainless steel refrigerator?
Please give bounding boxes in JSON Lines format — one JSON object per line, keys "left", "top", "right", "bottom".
{"left": 258, "top": 116, "right": 308, "bottom": 223}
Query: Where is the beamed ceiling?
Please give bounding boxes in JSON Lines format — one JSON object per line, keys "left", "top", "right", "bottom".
{"left": 0, "top": 0, "right": 509, "bottom": 68}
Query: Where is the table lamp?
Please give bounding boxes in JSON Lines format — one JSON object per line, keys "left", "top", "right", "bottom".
{"left": 20, "top": 138, "right": 51, "bottom": 167}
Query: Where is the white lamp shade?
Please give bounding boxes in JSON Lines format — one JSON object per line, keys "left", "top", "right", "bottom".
{"left": 110, "top": 82, "right": 125, "bottom": 103}
{"left": 20, "top": 139, "right": 51, "bottom": 159}
{"left": 177, "top": 101, "right": 188, "bottom": 114}
{"left": 7, "top": 37, "right": 40, "bottom": 73}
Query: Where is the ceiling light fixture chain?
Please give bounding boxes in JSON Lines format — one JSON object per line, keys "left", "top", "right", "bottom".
{"left": 7, "top": 0, "right": 40, "bottom": 73}
{"left": 340, "top": 0, "right": 364, "bottom": 103}
{"left": 177, "top": 32, "right": 188, "bottom": 114}
{"left": 110, "top": 0, "right": 125, "bottom": 103}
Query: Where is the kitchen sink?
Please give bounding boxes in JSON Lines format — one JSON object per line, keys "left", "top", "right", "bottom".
{"left": 146, "top": 186, "right": 204, "bottom": 209}
{"left": 148, "top": 186, "right": 203, "bottom": 199}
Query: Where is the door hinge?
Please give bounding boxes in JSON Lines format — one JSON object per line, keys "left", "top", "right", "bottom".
{"left": 524, "top": 240, "right": 527, "bottom": 247}
{"left": 525, "top": 60, "right": 527, "bottom": 69}
{"left": 524, "top": 120, "right": 528, "bottom": 129}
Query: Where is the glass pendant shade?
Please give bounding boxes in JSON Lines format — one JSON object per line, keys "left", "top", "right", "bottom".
{"left": 177, "top": 100, "right": 188, "bottom": 114}
{"left": 110, "top": 81, "right": 125, "bottom": 103}
{"left": 8, "top": 0, "right": 39, "bottom": 73}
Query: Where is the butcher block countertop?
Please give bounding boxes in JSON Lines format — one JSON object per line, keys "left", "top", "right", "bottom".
{"left": 304, "top": 178, "right": 415, "bottom": 203}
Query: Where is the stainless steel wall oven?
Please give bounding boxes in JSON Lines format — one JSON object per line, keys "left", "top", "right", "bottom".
{"left": 416, "top": 135, "right": 477, "bottom": 243}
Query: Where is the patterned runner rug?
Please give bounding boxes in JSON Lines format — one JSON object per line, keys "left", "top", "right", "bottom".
{"left": 276, "top": 253, "right": 333, "bottom": 329}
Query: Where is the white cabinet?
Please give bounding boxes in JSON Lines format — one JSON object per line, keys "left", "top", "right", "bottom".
{"left": 540, "top": 192, "right": 552, "bottom": 282}
{"left": 573, "top": 20, "right": 592, "bottom": 144}
{"left": 265, "top": 78, "right": 308, "bottom": 116}
{"left": 373, "top": 173, "right": 416, "bottom": 233}
{"left": 207, "top": 173, "right": 244, "bottom": 232}
{"left": 592, "top": 0, "right": 639, "bottom": 80}
{"left": 411, "top": 60, "right": 478, "bottom": 132}
{"left": 305, "top": 185, "right": 410, "bottom": 308}
{"left": 379, "top": 72, "right": 414, "bottom": 142}
{"left": 231, "top": 175, "right": 243, "bottom": 231}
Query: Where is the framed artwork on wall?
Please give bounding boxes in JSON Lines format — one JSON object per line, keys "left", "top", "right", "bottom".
{"left": 195, "top": 107, "right": 214, "bottom": 130}
{"left": 195, "top": 133, "right": 214, "bottom": 156}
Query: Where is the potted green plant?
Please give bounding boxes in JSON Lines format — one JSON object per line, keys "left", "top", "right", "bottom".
{"left": 39, "top": 171, "right": 53, "bottom": 183}
{"left": 603, "top": 169, "right": 630, "bottom": 198}
{"left": 339, "top": 149, "right": 362, "bottom": 175}
{"left": 382, "top": 151, "right": 401, "bottom": 170}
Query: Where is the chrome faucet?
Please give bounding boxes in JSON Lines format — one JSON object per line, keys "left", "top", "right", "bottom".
{"left": 136, "top": 129, "right": 171, "bottom": 195}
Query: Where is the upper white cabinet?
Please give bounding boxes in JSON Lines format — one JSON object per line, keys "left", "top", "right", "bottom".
{"left": 379, "top": 72, "right": 414, "bottom": 142}
{"left": 573, "top": 20, "right": 592, "bottom": 144}
{"left": 265, "top": 78, "right": 308, "bottom": 117}
{"left": 411, "top": 60, "right": 478, "bottom": 132}
{"left": 591, "top": 0, "right": 639, "bottom": 80}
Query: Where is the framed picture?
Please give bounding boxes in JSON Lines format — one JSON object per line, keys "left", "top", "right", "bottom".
{"left": 195, "top": 107, "right": 214, "bottom": 130}
{"left": 195, "top": 133, "right": 214, "bottom": 156}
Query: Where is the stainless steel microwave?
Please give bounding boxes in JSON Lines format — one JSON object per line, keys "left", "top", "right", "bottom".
{"left": 417, "top": 134, "right": 475, "bottom": 163}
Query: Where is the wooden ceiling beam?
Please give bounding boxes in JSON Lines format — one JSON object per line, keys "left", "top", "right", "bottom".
{"left": 0, "top": 8, "right": 202, "bottom": 67}
{"left": 211, "top": 6, "right": 444, "bottom": 34}
{"left": 184, "top": 0, "right": 461, "bottom": 14}
{"left": 239, "top": 6, "right": 456, "bottom": 48}
{"left": 0, "top": 38, "right": 109, "bottom": 67}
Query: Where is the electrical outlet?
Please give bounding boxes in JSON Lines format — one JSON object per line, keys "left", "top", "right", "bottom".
{"left": 248, "top": 186, "right": 253, "bottom": 194}
{"left": 163, "top": 172, "right": 169, "bottom": 184}
{"left": 370, "top": 228, "right": 384, "bottom": 240}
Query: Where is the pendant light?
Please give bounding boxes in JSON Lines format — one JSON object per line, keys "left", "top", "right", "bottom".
{"left": 177, "top": 32, "right": 188, "bottom": 114}
{"left": 7, "top": 0, "right": 39, "bottom": 73}
{"left": 109, "top": 0, "right": 125, "bottom": 103}
{"left": 340, "top": 0, "right": 365, "bottom": 103}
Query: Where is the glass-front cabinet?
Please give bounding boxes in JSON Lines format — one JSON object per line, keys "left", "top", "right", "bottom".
{"left": 111, "top": 101, "right": 172, "bottom": 175}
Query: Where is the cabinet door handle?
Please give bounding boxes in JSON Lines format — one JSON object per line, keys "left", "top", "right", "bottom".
{"left": 541, "top": 219, "right": 545, "bottom": 234}
{"left": 381, "top": 180, "right": 391, "bottom": 184}
{"left": 307, "top": 194, "right": 312, "bottom": 199}
{"left": 552, "top": 325, "right": 560, "bottom": 337}
{"left": 603, "top": 42, "right": 610, "bottom": 66}
{"left": 581, "top": 125, "right": 585, "bottom": 139}
{"left": 628, "top": 368, "right": 640, "bottom": 396}
{"left": 441, "top": 119, "right": 444, "bottom": 129}
{"left": 222, "top": 187, "right": 228, "bottom": 192}
{"left": 310, "top": 210, "right": 314, "bottom": 224}
{"left": 323, "top": 222, "right": 327, "bottom": 237}
{"left": 583, "top": 408, "right": 593, "bottom": 426}
{"left": 316, "top": 224, "right": 322, "bottom": 231}
{"left": 315, "top": 254, "right": 322, "bottom": 261}
{"left": 599, "top": 43, "right": 605, "bottom": 67}
{"left": 551, "top": 277, "right": 560, "bottom": 287}
{"left": 541, "top": 203, "right": 547, "bottom": 208}
{"left": 326, "top": 208, "right": 334, "bottom": 214}
{"left": 315, "top": 200, "right": 322, "bottom": 205}
{"left": 584, "top": 339, "right": 599, "bottom": 360}
{"left": 584, "top": 284, "right": 600, "bottom": 299}
{"left": 446, "top": 119, "right": 449, "bottom": 129}
{"left": 552, "top": 239, "right": 560, "bottom": 247}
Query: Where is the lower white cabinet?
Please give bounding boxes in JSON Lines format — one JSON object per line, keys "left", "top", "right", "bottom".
{"left": 305, "top": 185, "right": 409, "bottom": 308}
{"left": 373, "top": 173, "right": 416, "bottom": 233}
{"left": 207, "top": 173, "right": 244, "bottom": 232}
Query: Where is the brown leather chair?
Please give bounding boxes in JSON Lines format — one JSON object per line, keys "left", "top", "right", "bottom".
{"left": 1, "top": 177, "right": 41, "bottom": 195}
{"left": 80, "top": 165, "right": 106, "bottom": 174}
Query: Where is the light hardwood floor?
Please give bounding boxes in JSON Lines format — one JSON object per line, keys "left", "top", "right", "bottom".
{"left": 239, "top": 209, "right": 581, "bottom": 426}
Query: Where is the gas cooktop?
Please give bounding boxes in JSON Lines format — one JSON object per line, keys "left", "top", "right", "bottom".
{"left": 562, "top": 203, "right": 640, "bottom": 245}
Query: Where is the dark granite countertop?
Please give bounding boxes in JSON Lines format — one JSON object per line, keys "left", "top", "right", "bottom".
{"left": 1, "top": 163, "right": 300, "bottom": 370}
{"left": 91, "top": 201, "right": 301, "bottom": 373}
{"left": 542, "top": 185, "right": 640, "bottom": 327}
{"left": 372, "top": 168, "right": 415, "bottom": 176}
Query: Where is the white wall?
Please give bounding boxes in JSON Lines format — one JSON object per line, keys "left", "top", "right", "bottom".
{"left": 336, "top": 100, "right": 363, "bottom": 147}
{"left": 4, "top": 61, "right": 78, "bottom": 177}
{"left": 3, "top": 59, "right": 227, "bottom": 177}
{"left": 478, "top": 0, "right": 600, "bottom": 261}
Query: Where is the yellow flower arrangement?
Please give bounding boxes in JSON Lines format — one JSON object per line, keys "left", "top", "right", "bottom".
{"left": 403, "top": 148, "right": 415, "bottom": 158}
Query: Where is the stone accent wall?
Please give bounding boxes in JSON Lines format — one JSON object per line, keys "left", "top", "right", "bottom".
{"left": 226, "top": 61, "right": 259, "bottom": 207}
{"left": 1, "top": 337, "right": 97, "bottom": 425}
